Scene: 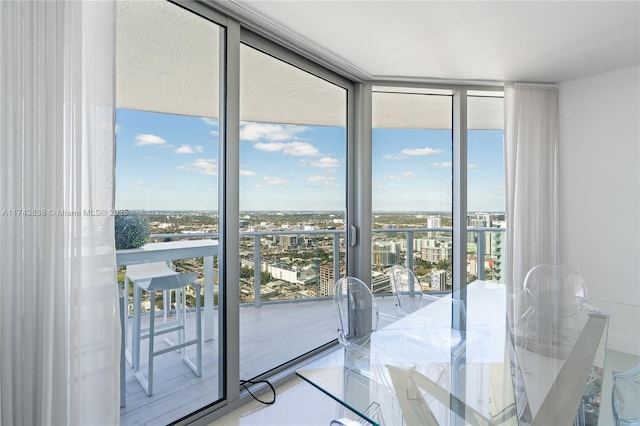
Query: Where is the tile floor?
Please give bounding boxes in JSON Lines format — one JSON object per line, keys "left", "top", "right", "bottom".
{"left": 209, "top": 349, "right": 640, "bottom": 426}
{"left": 209, "top": 377, "right": 360, "bottom": 426}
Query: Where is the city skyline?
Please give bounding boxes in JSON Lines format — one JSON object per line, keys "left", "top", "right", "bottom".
{"left": 116, "top": 109, "right": 505, "bottom": 212}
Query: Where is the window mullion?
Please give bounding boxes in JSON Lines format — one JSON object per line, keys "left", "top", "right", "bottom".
{"left": 452, "top": 88, "right": 468, "bottom": 330}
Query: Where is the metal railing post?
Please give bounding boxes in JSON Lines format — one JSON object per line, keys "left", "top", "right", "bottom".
{"left": 477, "top": 230, "right": 485, "bottom": 281}
{"left": 406, "top": 230, "right": 415, "bottom": 294}
{"left": 253, "top": 235, "right": 261, "bottom": 308}
{"left": 333, "top": 233, "right": 341, "bottom": 285}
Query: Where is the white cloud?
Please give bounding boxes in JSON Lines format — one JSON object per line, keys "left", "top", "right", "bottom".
{"left": 240, "top": 169, "right": 256, "bottom": 176}
{"left": 283, "top": 142, "right": 319, "bottom": 156}
{"left": 382, "top": 154, "right": 393, "bottom": 159}
{"left": 254, "top": 141, "right": 319, "bottom": 156}
{"left": 305, "top": 157, "right": 340, "bottom": 168}
{"left": 385, "top": 172, "right": 416, "bottom": 180}
{"left": 307, "top": 175, "right": 335, "bottom": 182}
{"left": 430, "top": 162, "right": 477, "bottom": 169}
{"left": 401, "top": 146, "right": 443, "bottom": 156}
{"left": 178, "top": 158, "right": 218, "bottom": 176}
{"left": 254, "top": 142, "right": 285, "bottom": 152}
{"left": 175, "top": 145, "right": 195, "bottom": 154}
{"left": 195, "top": 145, "right": 204, "bottom": 153}
{"left": 263, "top": 176, "right": 290, "bottom": 185}
{"left": 135, "top": 134, "right": 167, "bottom": 146}
{"left": 201, "top": 118, "right": 219, "bottom": 128}
{"left": 240, "top": 122, "right": 308, "bottom": 142}
{"left": 115, "top": 124, "right": 122, "bottom": 134}
{"left": 431, "top": 162, "right": 452, "bottom": 168}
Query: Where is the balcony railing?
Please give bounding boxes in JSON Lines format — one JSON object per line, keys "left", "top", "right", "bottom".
{"left": 148, "top": 226, "right": 506, "bottom": 307}
{"left": 120, "top": 226, "right": 506, "bottom": 424}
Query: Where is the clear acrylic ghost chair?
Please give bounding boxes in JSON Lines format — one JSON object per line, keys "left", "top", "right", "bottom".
{"left": 612, "top": 363, "right": 640, "bottom": 425}
{"left": 333, "top": 277, "right": 393, "bottom": 424}
{"left": 390, "top": 264, "right": 440, "bottom": 317}
{"left": 334, "top": 277, "right": 380, "bottom": 355}
{"left": 520, "top": 263, "right": 590, "bottom": 370}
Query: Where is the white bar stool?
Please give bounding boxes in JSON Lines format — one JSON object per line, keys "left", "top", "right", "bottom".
{"left": 132, "top": 271, "right": 202, "bottom": 396}
{"left": 125, "top": 262, "right": 179, "bottom": 369}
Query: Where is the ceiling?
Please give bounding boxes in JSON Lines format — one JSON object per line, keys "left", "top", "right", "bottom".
{"left": 233, "top": 0, "right": 640, "bottom": 84}
{"left": 118, "top": 0, "right": 502, "bottom": 128}
{"left": 117, "top": 0, "right": 636, "bottom": 128}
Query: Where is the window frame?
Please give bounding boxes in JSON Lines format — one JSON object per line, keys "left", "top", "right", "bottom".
{"left": 167, "top": 2, "right": 505, "bottom": 423}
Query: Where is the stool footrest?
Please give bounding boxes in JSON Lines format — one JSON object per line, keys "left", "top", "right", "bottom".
{"left": 140, "top": 318, "right": 181, "bottom": 335}
{"left": 141, "top": 324, "right": 184, "bottom": 340}
{"left": 153, "top": 339, "right": 199, "bottom": 357}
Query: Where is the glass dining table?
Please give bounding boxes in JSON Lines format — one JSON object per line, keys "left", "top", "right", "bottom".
{"left": 296, "top": 280, "right": 609, "bottom": 426}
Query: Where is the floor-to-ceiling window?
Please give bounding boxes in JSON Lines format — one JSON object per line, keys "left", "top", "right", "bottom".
{"left": 115, "top": 2, "right": 506, "bottom": 423}
{"left": 466, "top": 92, "right": 505, "bottom": 283}
{"left": 371, "top": 87, "right": 453, "bottom": 293}
{"left": 116, "top": 1, "right": 225, "bottom": 423}
{"left": 370, "top": 86, "right": 505, "bottom": 295}
{"left": 237, "top": 39, "right": 349, "bottom": 380}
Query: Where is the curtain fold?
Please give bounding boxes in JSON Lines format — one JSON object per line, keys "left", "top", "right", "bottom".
{"left": 0, "top": 1, "right": 120, "bottom": 424}
{"left": 504, "top": 82, "right": 560, "bottom": 330}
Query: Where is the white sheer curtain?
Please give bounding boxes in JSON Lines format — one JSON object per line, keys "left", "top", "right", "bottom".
{"left": 504, "top": 83, "right": 560, "bottom": 329}
{"left": 0, "top": 1, "right": 120, "bottom": 424}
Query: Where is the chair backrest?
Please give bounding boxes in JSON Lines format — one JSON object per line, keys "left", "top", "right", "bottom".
{"left": 522, "top": 264, "right": 592, "bottom": 360}
{"left": 523, "top": 263, "right": 588, "bottom": 319}
{"left": 612, "top": 363, "right": 640, "bottom": 425}
{"left": 390, "top": 265, "right": 424, "bottom": 316}
{"left": 334, "top": 277, "right": 379, "bottom": 348}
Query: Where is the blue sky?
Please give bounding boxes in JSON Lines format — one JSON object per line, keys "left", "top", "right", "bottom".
{"left": 115, "top": 109, "right": 504, "bottom": 212}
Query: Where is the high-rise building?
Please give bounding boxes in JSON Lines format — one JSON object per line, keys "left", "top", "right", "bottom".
{"left": 279, "top": 235, "right": 301, "bottom": 249}
{"left": 431, "top": 269, "right": 447, "bottom": 291}
{"left": 420, "top": 241, "right": 452, "bottom": 263}
{"left": 469, "top": 212, "right": 492, "bottom": 228}
{"left": 318, "top": 263, "right": 335, "bottom": 296}
{"left": 493, "top": 225, "right": 506, "bottom": 283}
{"left": 426, "top": 216, "right": 441, "bottom": 238}
{"left": 426, "top": 216, "right": 441, "bottom": 228}
{"left": 373, "top": 241, "right": 400, "bottom": 266}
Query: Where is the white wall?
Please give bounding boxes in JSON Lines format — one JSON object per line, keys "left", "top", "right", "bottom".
{"left": 559, "top": 65, "right": 640, "bottom": 355}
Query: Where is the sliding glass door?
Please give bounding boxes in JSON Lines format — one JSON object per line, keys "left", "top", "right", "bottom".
{"left": 238, "top": 39, "right": 350, "bottom": 379}
{"left": 116, "top": 1, "right": 225, "bottom": 423}
{"left": 370, "top": 86, "right": 505, "bottom": 297}
{"left": 466, "top": 93, "right": 505, "bottom": 283}
{"left": 371, "top": 88, "right": 453, "bottom": 294}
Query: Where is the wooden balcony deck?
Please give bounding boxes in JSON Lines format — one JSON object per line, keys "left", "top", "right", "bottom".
{"left": 120, "top": 296, "right": 399, "bottom": 425}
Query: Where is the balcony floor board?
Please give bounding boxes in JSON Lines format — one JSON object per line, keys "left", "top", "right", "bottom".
{"left": 121, "top": 298, "right": 337, "bottom": 425}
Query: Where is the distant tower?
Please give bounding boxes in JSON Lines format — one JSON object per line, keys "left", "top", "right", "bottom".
{"left": 493, "top": 225, "right": 506, "bottom": 283}
{"left": 319, "top": 263, "right": 335, "bottom": 296}
{"left": 372, "top": 241, "right": 400, "bottom": 266}
{"left": 431, "top": 270, "right": 447, "bottom": 291}
{"left": 426, "top": 216, "right": 441, "bottom": 238}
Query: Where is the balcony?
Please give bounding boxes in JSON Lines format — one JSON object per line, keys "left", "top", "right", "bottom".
{"left": 118, "top": 226, "right": 504, "bottom": 425}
